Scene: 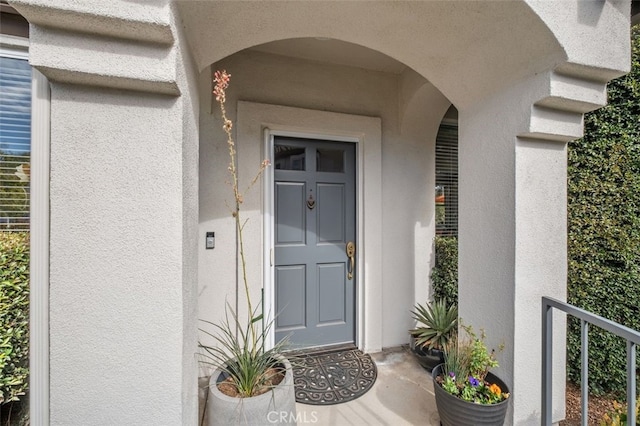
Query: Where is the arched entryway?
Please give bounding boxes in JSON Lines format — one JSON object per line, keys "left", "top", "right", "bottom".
{"left": 197, "top": 38, "right": 452, "bottom": 356}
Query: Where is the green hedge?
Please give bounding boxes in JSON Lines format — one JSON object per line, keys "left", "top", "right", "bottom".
{"left": 0, "top": 232, "right": 29, "bottom": 405}
{"left": 431, "top": 236, "right": 458, "bottom": 307}
{"left": 566, "top": 26, "right": 640, "bottom": 396}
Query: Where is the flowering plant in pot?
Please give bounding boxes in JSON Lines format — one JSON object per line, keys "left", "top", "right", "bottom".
{"left": 409, "top": 299, "right": 457, "bottom": 371}
{"left": 432, "top": 323, "right": 510, "bottom": 426}
{"left": 198, "top": 70, "right": 296, "bottom": 426}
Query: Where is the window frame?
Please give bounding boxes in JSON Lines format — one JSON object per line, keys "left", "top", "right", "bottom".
{"left": 1, "top": 30, "right": 51, "bottom": 425}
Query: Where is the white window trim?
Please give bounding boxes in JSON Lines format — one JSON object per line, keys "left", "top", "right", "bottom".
{"left": 1, "top": 32, "right": 51, "bottom": 425}
{"left": 29, "top": 67, "right": 50, "bottom": 426}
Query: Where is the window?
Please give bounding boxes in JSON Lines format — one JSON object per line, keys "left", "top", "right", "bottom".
{"left": 275, "top": 144, "right": 306, "bottom": 170}
{"left": 435, "top": 122, "right": 458, "bottom": 236}
{"left": 0, "top": 41, "right": 31, "bottom": 231}
{"left": 316, "top": 148, "right": 345, "bottom": 173}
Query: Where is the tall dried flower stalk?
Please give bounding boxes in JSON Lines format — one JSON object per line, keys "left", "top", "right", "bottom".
{"left": 213, "top": 70, "right": 270, "bottom": 352}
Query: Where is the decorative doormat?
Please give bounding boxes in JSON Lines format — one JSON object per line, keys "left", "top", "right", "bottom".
{"left": 292, "top": 347, "right": 377, "bottom": 405}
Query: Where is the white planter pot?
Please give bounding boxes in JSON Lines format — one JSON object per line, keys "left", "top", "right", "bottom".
{"left": 206, "top": 357, "right": 297, "bottom": 426}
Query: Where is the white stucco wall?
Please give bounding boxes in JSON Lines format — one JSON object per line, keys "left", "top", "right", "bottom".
{"left": 197, "top": 49, "right": 451, "bottom": 356}
{"left": 173, "top": 2, "right": 200, "bottom": 422}
{"left": 459, "top": 73, "right": 569, "bottom": 424}
{"left": 528, "top": 0, "right": 631, "bottom": 80}
{"left": 48, "top": 87, "right": 188, "bottom": 425}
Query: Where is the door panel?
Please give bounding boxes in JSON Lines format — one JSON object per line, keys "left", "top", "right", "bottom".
{"left": 317, "top": 263, "right": 346, "bottom": 324}
{"left": 274, "top": 136, "right": 356, "bottom": 349}
{"left": 275, "top": 182, "right": 306, "bottom": 245}
{"left": 275, "top": 265, "right": 306, "bottom": 330}
{"left": 317, "top": 183, "right": 345, "bottom": 243}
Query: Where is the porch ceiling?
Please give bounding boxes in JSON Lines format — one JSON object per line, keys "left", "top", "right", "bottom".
{"left": 250, "top": 38, "right": 406, "bottom": 75}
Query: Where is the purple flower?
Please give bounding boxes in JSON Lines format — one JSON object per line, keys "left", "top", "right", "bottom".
{"left": 468, "top": 376, "right": 479, "bottom": 387}
{"left": 448, "top": 371, "right": 455, "bottom": 378}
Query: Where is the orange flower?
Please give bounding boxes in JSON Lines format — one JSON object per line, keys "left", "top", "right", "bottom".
{"left": 489, "top": 383, "right": 502, "bottom": 396}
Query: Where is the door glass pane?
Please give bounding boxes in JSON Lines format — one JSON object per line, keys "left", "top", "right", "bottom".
{"left": 275, "top": 144, "right": 305, "bottom": 170}
{"left": 316, "top": 148, "right": 344, "bottom": 173}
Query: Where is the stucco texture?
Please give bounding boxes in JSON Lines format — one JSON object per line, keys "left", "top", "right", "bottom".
{"left": 48, "top": 87, "right": 191, "bottom": 425}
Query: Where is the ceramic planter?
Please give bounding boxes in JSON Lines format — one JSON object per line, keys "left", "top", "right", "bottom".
{"left": 432, "top": 364, "right": 510, "bottom": 426}
{"left": 206, "top": 357, "right": 297, "bottom": 426}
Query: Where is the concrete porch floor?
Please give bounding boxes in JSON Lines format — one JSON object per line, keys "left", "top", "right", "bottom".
{"left": 199, "top": 345, "right": 440, "bottom": 425}
{"left": 295, "top": 346, "right": 439, "bottom": 425}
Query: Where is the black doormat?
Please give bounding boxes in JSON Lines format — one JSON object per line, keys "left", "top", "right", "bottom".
{"left": 292, "top": 347, "right": 377, "bottom": 405}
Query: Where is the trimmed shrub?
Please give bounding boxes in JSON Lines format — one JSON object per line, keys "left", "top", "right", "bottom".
{"left": 0, "top": 232, "right": 29, "bottom": 405}
{"left": 431, "top": 236, "right": 458, "bottom": 307}
{"left": 567, "top": 26, "right": 640, "bottom": 395}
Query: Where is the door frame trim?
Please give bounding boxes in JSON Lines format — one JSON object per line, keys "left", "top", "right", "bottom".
{"left": 236, "top": 101, "right": 382, "bottom": 353}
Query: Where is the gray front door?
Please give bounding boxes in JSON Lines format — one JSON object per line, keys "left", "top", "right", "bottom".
{"left": 273, "top": 136, "right": 356, "bottom": 348}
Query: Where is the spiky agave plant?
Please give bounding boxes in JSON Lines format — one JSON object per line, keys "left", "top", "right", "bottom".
{"left": 410, "top": 298, "right": 458, "bottom": 351}
{"left": 199, "top": 305, "right": 289, "bottom": 397}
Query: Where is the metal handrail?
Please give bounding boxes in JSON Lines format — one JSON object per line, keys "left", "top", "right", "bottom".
{"left": 542, "top": 296, "right": 640, "bottom": 426}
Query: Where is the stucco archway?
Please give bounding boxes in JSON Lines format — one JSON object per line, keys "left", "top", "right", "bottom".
{"left": 176, "top": 0, "right": 564, "bottom": 109}
{"left": 181, "top": 0, "right": 565, "bottom": 360}
{"left": 196, "top": 38, "right": 453, "bottom": 354}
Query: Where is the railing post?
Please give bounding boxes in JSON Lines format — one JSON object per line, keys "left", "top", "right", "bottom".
{"left": 628, "top": 341, "right": 636, "bottom": 426}
{"left": 542, "top": 298, "right": 553, "bottom": 426}
{"left": 581, "top": 320, "right": 589, "bottom": 426}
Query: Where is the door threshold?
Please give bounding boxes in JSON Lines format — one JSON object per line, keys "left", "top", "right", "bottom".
{"left": 285, "top": 342, "right": 357, "bottom": 357}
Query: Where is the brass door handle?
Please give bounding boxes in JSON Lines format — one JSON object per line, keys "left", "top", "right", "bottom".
{"left": 346, "top": 241, "right": 355, "bottom": 280}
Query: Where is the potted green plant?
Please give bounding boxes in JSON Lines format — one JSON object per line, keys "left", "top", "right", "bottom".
{"left": 409, "top": 299, "right": 457, "bottom": 371}
{"left": 432, "top": 324, "right": 510, "bottom": 426}
{"left": 198, "top": 70, "right": 296, "bottom": 426}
